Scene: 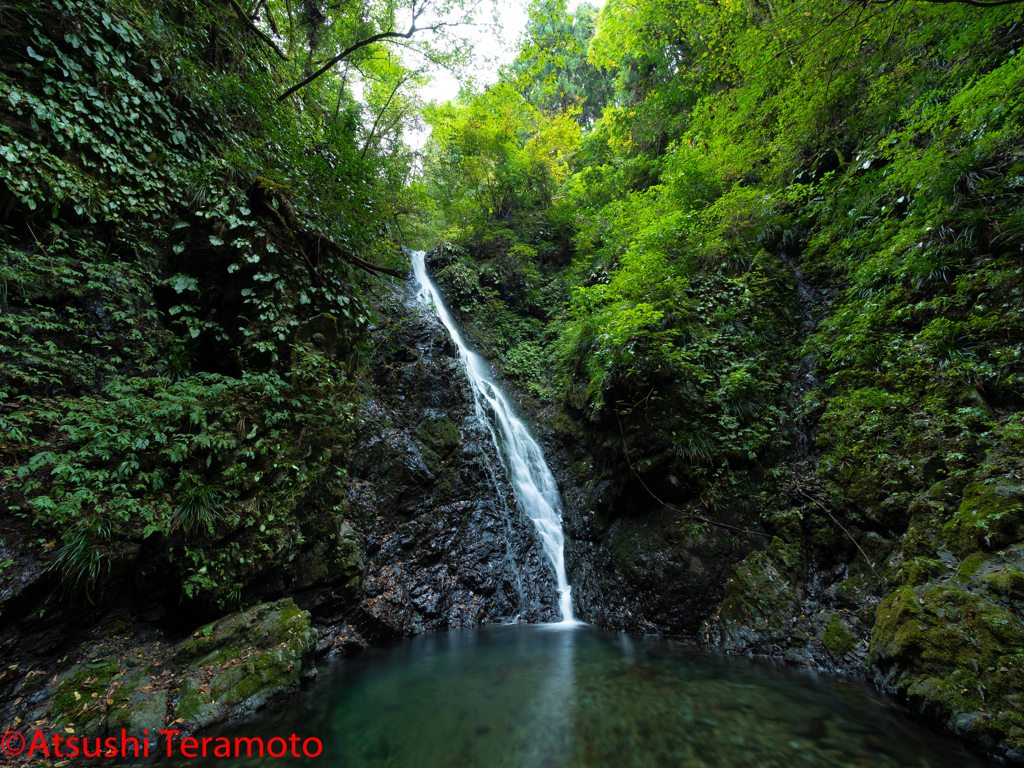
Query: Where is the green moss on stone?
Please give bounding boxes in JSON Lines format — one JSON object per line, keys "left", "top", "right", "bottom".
{"left": 943, "top": 480, "right": 1024, "bottom": 556}
{"left": 767, "top": 536, "right": 803, "bottom": 581}
{"left": 170, "top": 598, "right": 316, "bottom": 730}
{"left": 957, "top": 551, "right": 989, "bottom": 579}
{"left": 870, "top": 584, "right": 1024, "bottom": 747}
{"left": 47, "top": 660, "right": 116, "bottom": 729}
{"left": 834, "top": 575, "right": 866, "bottom": 604}
{"left": 897, "top": 557, "right": 946, "bottom": 587}
{"left": 983, "top": 567, "right": 1024, "bottom": 601}
{"left": 609, "top": 516, "right": 676, "bottom": 575}
{"left": 720, "top": 551, "right": 794, "bottom": 628}
{"left": 823, "top": 614, "right": 857, "bottom": 656}
{"left": 337, "top": 522, "right": 363, "bottom": 582}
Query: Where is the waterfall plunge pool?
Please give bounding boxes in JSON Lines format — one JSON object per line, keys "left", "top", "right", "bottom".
{"left": 179, "top": 624, "right": 994, "bottom": 767}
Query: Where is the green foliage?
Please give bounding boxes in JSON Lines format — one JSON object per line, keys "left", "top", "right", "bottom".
{"left": 0, "top": 0, "right": 390, "bottom": 605}
{"left": 52, "top": 519, "right": 115, "bottom": 600}
{"left": 504, "top": 341, "right": 556, "bottom": 399}
{"left": 172, "top": 471, "right": 227, "bottom": 534}
{"left": 508, "top": 0, "right": 613, "bottom": 126}
{"left": 421, "top": 85, "right": 581, "bottom": 238}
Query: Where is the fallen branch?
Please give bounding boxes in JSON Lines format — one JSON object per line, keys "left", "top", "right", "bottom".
{"left": 616, "top": 412, "right": 769, "bottom": 539}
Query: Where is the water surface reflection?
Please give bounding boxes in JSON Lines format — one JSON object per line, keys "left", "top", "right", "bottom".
{"left": 189, "top": 625, "right": 995, "bottom": 767}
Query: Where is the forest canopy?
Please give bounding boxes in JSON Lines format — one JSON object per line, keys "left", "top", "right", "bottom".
{"left": 408, "top": 0, "right": 1024, "bottom": 564}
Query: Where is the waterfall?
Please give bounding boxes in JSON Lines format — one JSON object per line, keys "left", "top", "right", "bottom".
{"left": 409, "top": 250, "right": 578, "bottom": 625}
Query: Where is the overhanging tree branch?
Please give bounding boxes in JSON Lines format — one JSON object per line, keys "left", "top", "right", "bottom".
{"left": 229, "top": 0, "right": 291, "bottom": 61}
{"left": 615, "top": 412, "right": 770, "bottom": 539}
{"left": 277, "top": 21, "right": 443, "bottom": 101}
{"left": 361, "top": 72, "right": 418, "bottom": 159}
{"left": 255, "top": 0, "right": 281, "bottom": 38}
{"left": 284, "top": 0, "right": 296, "bottom": 56}
{"left": 783, "top": 488, "right": 880, "bottom": 579}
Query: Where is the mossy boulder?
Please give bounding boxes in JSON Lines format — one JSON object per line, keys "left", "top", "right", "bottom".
{"left": 833, "top": 573, "right": 871, "bottom": 607}
{"left": 20, "top": 598, "right": 318, "bottom": 752}
{"left": 172, "top": 598, "right": 316, "bottom": 729}
{"left": 869, "top": 584, "right": 1024, "bottom": 756}
{"left": 958, "top": 545, "right": 1024, "bottom": 606}
{"left": 957, "top": 551, "right": 989, "bottom": 580}
{"left": 892, "top": 556, "right": 946, "bottom": 587}
{"left": 41, "top": 659, "right": 119, "bottom": 736}
{"left": 766, "top": 535, "right": 803, "bottom": 581}
{"left": 105, "top": 668, "right": 169, "bottom": 737}
{"left": 720, "top": 551, "right": 797, "bottom": 630}
{"left": 943, "top": 480, "right": 1024, "bottom": 556}
{"left": 337, "top": 522, "right": 364, "bottom": 586}
{"left": 983, "top": 567, "right": 1024, "bottom": 601}
{"left": 823, "top": 614, "right": 857, "bottom": 656}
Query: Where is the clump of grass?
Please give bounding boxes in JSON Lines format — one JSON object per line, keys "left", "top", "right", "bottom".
{"left": 52, "top": 519, "right": 113, "bottom": 600}
{"left": 172, "top": 471, "right": 227, "bottom": 534}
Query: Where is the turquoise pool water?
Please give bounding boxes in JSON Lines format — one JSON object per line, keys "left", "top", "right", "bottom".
{"left": 190, "top": 624, "right": 994, "bottom": 767}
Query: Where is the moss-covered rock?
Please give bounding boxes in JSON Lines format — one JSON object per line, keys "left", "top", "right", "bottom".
{"left": 767, "top": 535, "right": 803, "bottom": 581}
{"left": 957, "top": 551, "right": 989, "bottom": 580}
{"left": 105, "top": 668, "right": 169, "bottom": 737}
{"left": 23, "top": 598, "right": 317, "bottom": 751}
{"left": 43, "top": 659, "right": 118, "bottom": 735}
{"left": 893, "top": 556, "right": 946, "bottom": 587}
{"left": 171, "top": 598, "right": 316, "bottom": 729}
{"left": 823, "top": 613, "right": 856, "bottom": 656}
{"left": 869, "top": 584, "right": 1024, "bottom": 756}
{"left": 337, "top": 522, "right": 364, "bottom": 587}
{"left": 720, "top": 551, "right": 796, "bottom": 627}
{"left": 832, "top": 573, "right": 871, "bottom": 607}
{"left": 943, "top": 480, "right": 1024, "bottom": 556}
{"left": 983, "top": 566, "right": 1024, "bottom": 601}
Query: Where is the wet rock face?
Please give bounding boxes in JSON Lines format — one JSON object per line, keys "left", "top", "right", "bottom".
{"left": 563, "top": 503, "right": 744, "bottom": 633}
{"left": 330, "top": 279, "right": 560, "bottom": 641}
{"left": 542, "top": 443, "right": 756, "bottom": 635}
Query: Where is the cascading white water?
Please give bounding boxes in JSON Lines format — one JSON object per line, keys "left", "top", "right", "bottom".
{"left": 410, "top": 250, "right": 578, "bottom": 625}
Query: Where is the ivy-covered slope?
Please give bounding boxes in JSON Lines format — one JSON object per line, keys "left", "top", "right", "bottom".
{"left": 0, "top": 0, "right": 396, "bottom": 622}
{"left": 413, "top": 0, "right": 1024, "bottom": 759}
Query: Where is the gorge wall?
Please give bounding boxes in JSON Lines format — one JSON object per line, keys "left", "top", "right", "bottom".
{"left": 1, "top": 0, "right": 1023, "bottom": 764}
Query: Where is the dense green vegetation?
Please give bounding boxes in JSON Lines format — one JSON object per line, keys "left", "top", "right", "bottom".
{"left": 0, "top": 0, "right": 471, "bottom": 611}
{"left": 410, "top": 0, "right": 1024, "bottom": 754}
{"left": 417, "top": 0, "right": 1024, "bottom": 493}
{"left": 4, "top": 0, "right": 1024, "bottom": 757}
